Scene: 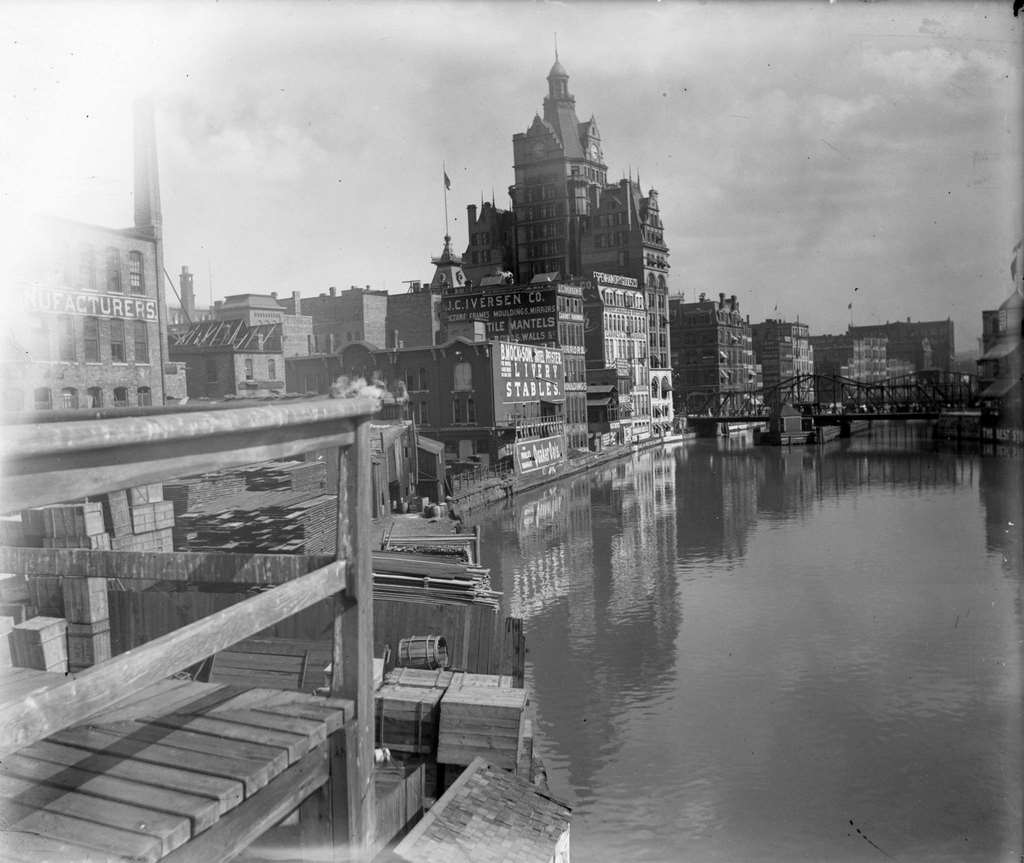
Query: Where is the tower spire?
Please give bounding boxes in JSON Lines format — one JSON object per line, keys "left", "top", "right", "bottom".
{"left": 554, "top": 32, "right": 559, "bottom": 63}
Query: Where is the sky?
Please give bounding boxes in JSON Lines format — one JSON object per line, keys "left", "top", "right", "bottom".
{"left": 2, "top": 0, "right": 1022, "bottom": 349}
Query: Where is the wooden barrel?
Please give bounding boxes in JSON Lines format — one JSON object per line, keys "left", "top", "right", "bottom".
{"left": 396, "top": 635, "right": 449, "bottom": 670}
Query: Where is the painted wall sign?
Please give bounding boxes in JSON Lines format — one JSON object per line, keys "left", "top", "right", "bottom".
{"left": 23, "top": 287, "right": 159, "bottom": 322}
{"left": 443, "top": 286, "right": 558, "bottom": 344}
{"left": 514, "top": 434, "right": 564, "bottom": 474}
{"left": 494, "top": 340, "right": 564, "bottom": 404}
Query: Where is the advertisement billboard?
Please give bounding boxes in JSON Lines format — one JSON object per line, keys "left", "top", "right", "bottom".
{"left": 442, "top": 286, "right": 558, "bottom": 344}
{"left": 493, "top": 341, "right": 564, "bottom": 412}
{"left": 514, "top": 434, "right": 564, "bottom": 474}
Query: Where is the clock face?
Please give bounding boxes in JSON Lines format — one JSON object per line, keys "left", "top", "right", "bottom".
{"left": 590, "top": 142, "right": 600, "bottom": 161}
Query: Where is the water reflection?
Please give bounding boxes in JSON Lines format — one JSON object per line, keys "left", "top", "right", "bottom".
{"left": 480, "top": 426, "right": 1023, "bottom": 862}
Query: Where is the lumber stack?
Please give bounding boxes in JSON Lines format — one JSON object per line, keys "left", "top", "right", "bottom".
{"left": 436, "top": 679, "right": 528, "bottom": 771}
{"left": 163, "top": 472, "right": 247, "bottom": 516}
{"left": 62, "top": 576, "right": 111, "bottom": 671}
{"left": 241, "top": 460, "right": 327, "bottom": 494}
{"left": 8, "top": 616, "right": 68, "bottom": 673}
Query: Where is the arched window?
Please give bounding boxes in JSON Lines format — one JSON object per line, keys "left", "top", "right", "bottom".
{"left": 651, "top": 379, "right": 660, "bottom": 399}
{"left": 5, "top": 389, "right": 24, "bottom": 411}
{"left": 83, "top": 317, "right": 100, "bottom": 361}
{"left": 113, "top": 387, "right": 129, "bottom": 407}
{"left": 647, "top": 273, "right": 657, "bottom": 288}
{"left": 87, "top": 387, "right": 103, "bottom": 408}
{"left": 658, "top": 275, "right": 666, "bottom": 291}
{"left": 34, "top": 387, "right": 52, "bottom": 410}
{"left": 128, "top": 251, "right": 145, "bottom": 294}
{"left": 61, "top": 387, "right": 78, "bottom": 409}
{"left": 106, "top": 248, "right": 122, "bottom": 293}
{"left": 137, "top": 386, "right": 152, "bottom": 407}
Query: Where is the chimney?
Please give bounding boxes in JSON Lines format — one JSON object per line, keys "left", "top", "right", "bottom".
{"left": 365, "top": 285, "right": 371, "bottom": 291}
{"left": 329, "top": 286, "right": 337, "bottom": 297}
{"left": 292, "top": 290, "right": 301, "bottom": 311}
{"left": 719, "top": 292, "right": 725, "bottom": 307}
{"left": 270, "top": 291, "right": 278, "bottom": 300}
{"left": 133, "top": 98, "right": 162, "bottom": 237}
{"left": 467, "top": 203, "right": 477, "bottom": 225}
{"left": 179, "top": 266, "right": 195, "bottom": 318}
{"left": 730, "top": 295, "right": 737, "bottom": 308}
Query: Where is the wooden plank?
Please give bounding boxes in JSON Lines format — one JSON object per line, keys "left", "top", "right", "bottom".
{"left": 0, "top": 397, "right": 377, "bottom": 512}
{"left": 0, "top": 772, "right": 190, "bottom": 855}
{"left": 0, "top": 751, "right": 221, "bottom": 833}
{"left": 159, "top": 744, "right": 329, "bottom": 863}
{"left": 205, "top": 709, "right": 326, "bottom": 747}
{"left": 209, "top": 690, "right": 351, "bottom": 735}
{"left": 0, "top": 548, "right": 333, "bottom": 586}
{"left": 215, "top": 652, "right": 307, "bottom": 673}
{"left": 0, "top": 561, "right": 347, "bottom": 756}
{"left": 20, "top": 738, "right": 243, "bottom": 813}
{"left": 0, "top": 668, "right": 63, "bottom": 705}
{"left": 0, "top": 811, "right": 162, "bottom": 863}
{"left": 49, "top": 726, "right": 273, "bottom": 797}
{"left": 148, "top": 714, "right": 310, "bottom": 763}
{"left": 73, "top": 720, "right": 290, "bottom": 783}
{"left": 89, "top": 678, "right": 218, "bottom": 724}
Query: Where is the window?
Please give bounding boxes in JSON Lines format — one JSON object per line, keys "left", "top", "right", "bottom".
{"left": 83, "top": 317, "right": 99, "bottom": 361}
{"left": 453, "top": 361, "right": 472, "bottom": 392}
{"left": 133, "top": 320, "right": 149, "bottom": 363}
{"left": 244, "top": 358, "right": 254, "bottom": 380}
{"left": 137, "top": 386, "right": 152, "bottom": 407}
{"left": 80, "top": 247, "right": 97, "bottom": 291}
{"left": 267, "top": 358, "right": 277, "bottom": 380}
{"left": 58, "top": 315, "right": 75, "bottom": 361}
{"left": 87, "top": 387, "right": 102, "bottom": 408}
{"left": 418, "top": 367, "right": 429, "bottom": 390}
{"left": 113, "top": 387, "right": 129, "bottom": 407}
{"left": 416, "top": 401, "right": 429, "bottom": 425}
{"left": 304, "top": 374, "right": 320, "bottom": 392}
{"left": 106, "top": 248, "right": 122, "bottom": 293}
{"left": 128, "top": 251, "right": 145, "bottom": 294}
{"left": 5, "top": 390, "right": 24, "bottom": 411}
{"left": 61, "top": 387, "right": 78, "bottom": 409}
{"left": 34, "top": 387, "right": 52, "bottom": 410}
{"left": 110, "top": 319, "right": 126, "bottom": 361}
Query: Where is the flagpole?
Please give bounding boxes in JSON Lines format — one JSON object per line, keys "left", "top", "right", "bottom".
{"left": 443, "top": 162, "right": 450, "bottom": 239}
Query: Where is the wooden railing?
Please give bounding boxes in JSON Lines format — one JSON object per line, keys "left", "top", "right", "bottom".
{"left": 0, "top": 395, "right": 379, "bottom": 851}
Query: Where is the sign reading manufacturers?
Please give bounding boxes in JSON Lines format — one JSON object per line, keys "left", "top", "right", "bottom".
{"left": 514, "top": 434, "right": 564, "bottom": 474}
{"left": 23, "top": 287, "right": 159, "bottom": 322}
{"left": 494, "top": 340, "right": 564, "bottom": 403}
{"left": 442, "top": 286, "right": 558, "bottom": 344}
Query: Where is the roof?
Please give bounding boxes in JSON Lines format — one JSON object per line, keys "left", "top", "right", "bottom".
{"left": 393, "top": 758, "right": 571, "bottom": 863}
{"left": 548, "top": 58, "right": 567, "bottom": 78}
{"left": 369, "top": 422, "right": 409, "bottom": 461}
{"left": 980, "top": 377, "right": 1020, "bottom": 398}
{"left": 171, "top": 319, "right": 283, "bottom": 351}
{"left": 219, "top": 293, "right": 285, "bottom": 311}
{"left": 417, "top": 435, "right": 445, "bottom": 456}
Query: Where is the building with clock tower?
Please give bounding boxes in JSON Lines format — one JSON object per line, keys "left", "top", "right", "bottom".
{"left": 510, "top": 56, "right": 608, "bottom": 283}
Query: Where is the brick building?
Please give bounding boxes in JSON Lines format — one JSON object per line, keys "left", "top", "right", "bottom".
{"left": 337, "top": 338, "right": 568, "bottom": 476}
{"left": 213, "top": 293, "right": 312, "bottom": 357}
{"left": 3, "top": 101, "right": 182, "bottom": 412}
{"left": 169, "top": 319, "right": 285, "bottom": 399}
{"left": 280, "top": 286, "right": 387, "bottom": 352}
{"left": 848, "top": 319, "right": 954, "bottom": 372}
{"left": 385, "top": 281, "right": 444, "bottom": 349}
{"left": 810, "top": 333, "right": 888, "bottom": 382}
{"left": 977, "top": 286, "right": 1023, "bottom": 429}
{"left": 582, "top": 271, "right": 652, "bottom": 440}
{"left": 462, "top": 201, "right": 516, "bottom": 287}
{"left": 669, "top": 293, "right": 760, "bottom": 415}
{"left": 751, "top": 319, "right": 815, "bottom": 402}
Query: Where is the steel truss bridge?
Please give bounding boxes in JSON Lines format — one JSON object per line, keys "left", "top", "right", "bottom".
{"left": 683, "top": 371, "right": 979, "bottom": 422}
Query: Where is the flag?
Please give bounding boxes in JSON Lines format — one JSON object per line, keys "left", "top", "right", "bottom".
{"left": 848, "top": 303, "right": 853, "bottom": 309}
{"left": 444, "top": 170, "right": 451, "bottom": 190}
{"left": 1012, "top": 238, "right": 1022, "bottom": 282}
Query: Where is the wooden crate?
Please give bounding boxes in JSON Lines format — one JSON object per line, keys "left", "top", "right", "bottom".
{"left": 0, "top": 615, "right": 15, "bottom": 667}
{"left": 436, "top": 684, "right": 527, "bottom": 769}
{"left": 447, "top": 672, "right": 515, "bottom": 689}
{"left": 9, "top": 616, "right": 68, "bottom": 672}
{"left": 42, "top": 532, "right": 112, "bottom": 550}
{"left": 28, "top": 575, "right": 63, "bottom": 616}
{"left": 62, "top": 577, "right": 109, "bottom": 624}
{"left": 384, "top": 668, "right": 455, "bottom": 689}
{"left": 68, "top": 619, "right": 112, "bottom": 669}
{"left": 129, "top": 483, "right": 163, "bottom": 505}
{"left": 103, "top": 489, "right": 134, "bottom": 537}
{"left": 375, "top": 684, "right": 444, "bottom": 754}
{"left": 131, "top": 501, "right": 176, "bottom": 534}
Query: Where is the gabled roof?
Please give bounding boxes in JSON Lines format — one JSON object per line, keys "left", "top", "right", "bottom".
{"left": 393, "top": 757, "right": 571, "bottom": 863}
{"left": 172, "top": 319, "right": 283, "bottom": 351}
{"left": 417, "top": 435, "right": 445, "bottom": 456}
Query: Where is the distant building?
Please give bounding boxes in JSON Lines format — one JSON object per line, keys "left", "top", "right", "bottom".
{"left": 169, "top": 319, "right": 285, "bottom": 399}
{"left": 669, "top": 293, "right": 760, "bottom": 415}
{"left": 214, "top": 293, "right": 312, "bottom": 357}
{"left": 977, "top": 285, "right": 1023, "bottom": 436}
{"left": 810, "top": 333, "right": 887, "bottom": 382}
{"left": 3, "top": 101, "right": 184, "bottom": 412}
{"left": 848, "top": 319, "right": 954, "bottom": 372}
{"left": 462, "top": 202, "right": 516, "bottom": 287}
{"left": 338, "top": 338, "right": 568, "bottom": 476}
{"left": 582, "top": 270, "right": 652, "bottom": 441}
{"left": 167, "top": 266, "right": 214, "bottom": 337}
{"left": 751, "top": 319, "right": 815, "bottom": 403}
{"left": 386, "top": 280, "right": 444, "bottom": 349}
{"left": 280, "top": 285, "right": 387, "bottom": 352}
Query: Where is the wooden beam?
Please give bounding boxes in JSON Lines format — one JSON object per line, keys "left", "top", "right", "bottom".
{"left": 159, "top": 744, "right": 329, "bottom": 863}
{"left": 0, "top": 549, "right": 333, "bottom": 586}
{"left": 0, "top": 397, "right": 379, "bottom": 512}
{"left": 331, "top": 420, "right": 375, "bottom": 856}
{"left": 0, "top": 561, "right": 346, "bottom": 757}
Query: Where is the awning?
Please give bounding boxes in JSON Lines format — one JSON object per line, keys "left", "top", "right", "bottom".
{"left": 587, "top": 396, "right": 614, "bottom": 407}
{"left": 540, "top": 397, "right": 565, "bottom": 405}
{"left": 979, "top": 342, "right": 1017, "bottom": 361}
{"left": 980, "top": 377, "right": 1020, "bottom": 398}
{"left": 416, "top": 435, "right": 445, "bottom": 455}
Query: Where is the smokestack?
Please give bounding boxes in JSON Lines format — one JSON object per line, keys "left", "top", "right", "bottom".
{"left": 270, "top": 291, "right": 278, "bottom": 300}
{"left": 329, "top": 286, "right": 337, "bottom": 297}
{"left": 180, "top": 266, "right": 195, "bottom": 318}
{"left": 292, "top": 290, "right": 301, "bottom": 311}
{"left": 133, "top": 98, "right": 162, "bottom": 236}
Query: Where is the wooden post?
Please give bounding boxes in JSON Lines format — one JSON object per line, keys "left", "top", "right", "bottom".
{"left": 331, "top": 421, "right": 375, "bottom": 858}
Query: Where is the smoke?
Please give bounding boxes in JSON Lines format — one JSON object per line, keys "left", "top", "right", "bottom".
{"left": 329, "top": 376, "right": 385, "bottom": 401}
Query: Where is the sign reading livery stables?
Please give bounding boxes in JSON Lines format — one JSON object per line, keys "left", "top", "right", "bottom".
{"left": 442, "top": 286, "right": 557, "bottom": 344}
{"left": 493, "top": 341, "right": 564, "bottom": 409}
{"left": 23, "top": 286, "right": 159, "bottom": 322}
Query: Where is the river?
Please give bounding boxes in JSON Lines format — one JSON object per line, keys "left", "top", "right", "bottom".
{"left": 480, "top": 423, "right": 1023, "bottom": 863}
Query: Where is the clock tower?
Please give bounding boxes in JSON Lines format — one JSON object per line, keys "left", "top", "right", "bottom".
{"left": 511, "top": 55, "right": 607, "bottom": 282}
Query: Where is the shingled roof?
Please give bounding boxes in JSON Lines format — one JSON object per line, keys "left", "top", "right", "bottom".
{"left": 393, "top": 758, "right": 571, "bottom": 863}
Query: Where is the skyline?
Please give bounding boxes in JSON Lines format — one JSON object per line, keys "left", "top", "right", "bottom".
{"left": 3, "top": 1, "right": 1022, "bottom": 348}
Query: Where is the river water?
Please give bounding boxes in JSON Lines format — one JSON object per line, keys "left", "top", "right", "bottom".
{"left": 480, "top": 423, "right": 1023, "bottom": 863}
